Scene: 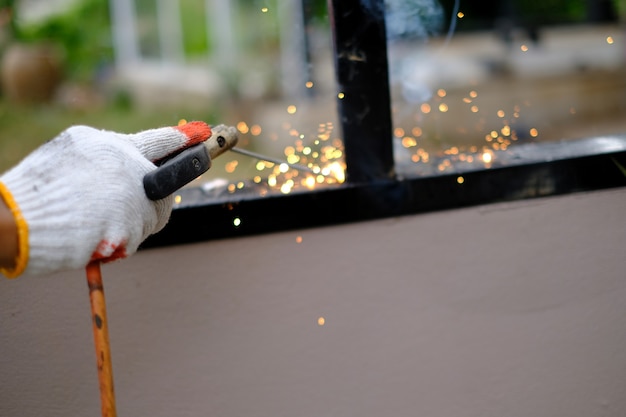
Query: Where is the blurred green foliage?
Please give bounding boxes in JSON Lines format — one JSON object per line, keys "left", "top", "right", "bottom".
{"left": 516, "top": 0, "right": 587, "bottom": 21}
{"left": 180, "top": 0, "right": 209, "bottom": 56}
{"left": 615, "top": 0, "right": 626, "bottom": 18}
{"left": 0, "top": 99, "right": 220, "bottom": 173}
{"left": 14, "top": 0, "right": 113, "bottom": 82}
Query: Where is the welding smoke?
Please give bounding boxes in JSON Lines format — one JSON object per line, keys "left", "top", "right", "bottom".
{"left": 384, "top": 0, "right": 445, "bottom": 40}
{"left": 382, "top": 0, "right": 460, "bottom": 104}
{"left": 359, "top": 0, "right": 445, "bottom": 41}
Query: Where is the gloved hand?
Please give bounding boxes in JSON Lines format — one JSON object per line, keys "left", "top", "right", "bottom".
{"left": 0, "top": 121, "right": 212, "bottom": 278}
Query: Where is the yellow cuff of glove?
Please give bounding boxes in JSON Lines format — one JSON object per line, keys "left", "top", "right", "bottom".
{"left": 0, "top": 182, "right": 29, "bottom": 278}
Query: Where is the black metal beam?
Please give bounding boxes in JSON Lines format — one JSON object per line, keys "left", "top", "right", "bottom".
{"left": 327, "top": 0, "right": 395, "bottom": 183}
{"left": 142, "top": 137, "right": 626, "bottom": 249}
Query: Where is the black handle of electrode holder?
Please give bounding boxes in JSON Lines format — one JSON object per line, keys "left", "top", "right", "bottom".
{"left": 143, "top": 144, "right": 211, "bottom": 200}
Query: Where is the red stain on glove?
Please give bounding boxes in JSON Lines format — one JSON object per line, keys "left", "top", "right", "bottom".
{"left": 91, "top": 240, "right": 128, "bottom": 263}
{"left": 175, "top": 121, "right": 213, "bottom": 146}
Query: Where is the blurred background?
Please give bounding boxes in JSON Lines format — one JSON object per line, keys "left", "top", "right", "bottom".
{"left": 0, "top": 0, "right": 624, "bottom": 192}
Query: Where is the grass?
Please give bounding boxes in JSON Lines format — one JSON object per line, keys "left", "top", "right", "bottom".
{"left": 0, "top": 99, "right": 219, "bottom": 173}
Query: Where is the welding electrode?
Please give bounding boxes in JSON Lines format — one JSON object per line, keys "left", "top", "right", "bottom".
{"left": 229, "top": 146, "right": 317, "bottom": 174}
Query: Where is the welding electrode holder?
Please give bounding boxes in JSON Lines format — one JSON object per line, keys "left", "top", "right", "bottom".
{"left": 143, "top": 143, "right": 211, "bottom": 200}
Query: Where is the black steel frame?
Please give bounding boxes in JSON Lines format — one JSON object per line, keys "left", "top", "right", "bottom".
{"left": 142, "top": 0, "right": 626, "bottom": 249}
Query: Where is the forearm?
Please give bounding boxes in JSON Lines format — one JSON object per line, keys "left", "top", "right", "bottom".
{"left": 0, "top": 193, "right": 18, "bottom": 269}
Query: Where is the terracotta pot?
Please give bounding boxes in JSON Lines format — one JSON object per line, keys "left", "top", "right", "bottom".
{"left": 1, "top": 42, "right": 63, "bottom": 103}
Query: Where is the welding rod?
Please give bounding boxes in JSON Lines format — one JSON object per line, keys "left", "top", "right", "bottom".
{"left": 230, "top": 147, "right": 318, "bottom": 175}
{"left": 86, "top": 261, "right": 117, "bottom": 417}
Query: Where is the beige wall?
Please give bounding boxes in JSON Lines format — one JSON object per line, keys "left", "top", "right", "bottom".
{"left": 2, "top": 187, "right": 626, "bottom": 416}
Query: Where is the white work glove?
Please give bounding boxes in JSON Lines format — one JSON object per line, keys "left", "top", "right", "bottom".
{"left": 0, "top": 121, "right": 212, "bottom": 278}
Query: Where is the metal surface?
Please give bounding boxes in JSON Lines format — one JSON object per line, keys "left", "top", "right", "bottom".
{"left": 205, "top": 124, "right": 239, "bottom": 160}
{"left": 141, "top": 135, "right": 626, "bottom": 249}
{"left": 327, "top": 0, "right": 395, "bottom": 183}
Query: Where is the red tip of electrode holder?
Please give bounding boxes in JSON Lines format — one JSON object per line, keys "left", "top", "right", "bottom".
{"left": 175, "top": 121, "right": 213, "bottom": 146}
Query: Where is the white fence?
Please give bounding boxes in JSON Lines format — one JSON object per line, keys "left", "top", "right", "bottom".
{"left": 108, "top": 0, "right": 313, "bottom": 102}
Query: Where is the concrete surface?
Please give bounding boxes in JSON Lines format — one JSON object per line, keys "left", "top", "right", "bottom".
{"left": 1, "top": 186, "right": 626, "bottom": 416}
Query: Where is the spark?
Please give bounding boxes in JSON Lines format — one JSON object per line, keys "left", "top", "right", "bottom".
{"left": 225, "top": 160, "right": 238, "bottom": 173}
{"left": 402, "top": 137, "right": 417, "bottom": 148}
{"left": 236, "top": 121, "right": 249, "bottom": 134}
